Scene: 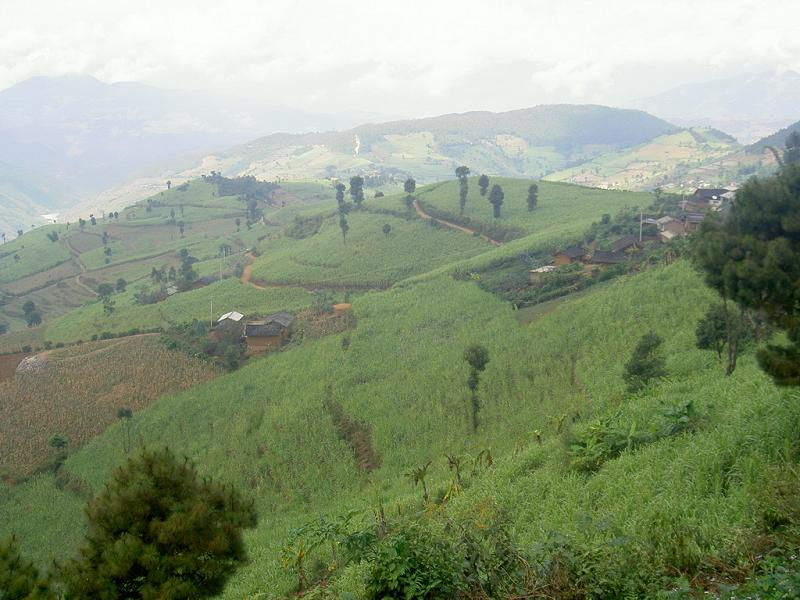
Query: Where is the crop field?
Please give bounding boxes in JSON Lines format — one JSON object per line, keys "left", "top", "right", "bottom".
{"left": 0, "top": 228, "right": 73, "bottom": 283}
{"left": 3, "top": 258, "right": 765, "bottom": 597}
{"left": 44, "top": 278, "right": 314, "bottom": 342}
{"left": 249, "top": 210, "right": 491, "bottom": 287}
{"left": 1, "top": 279, "right": 96, "bottom": 331}
{"left": 546, "top": 128, "right": 741, "bottom": 191}
{"left": 415, "top": 177, "right": 652, "bottom": 240}
{"left": 0, "top": 335, "right": 220, "bottom": 481}
{"left": 3, "top": 174, "right": 799, "bottom": 598}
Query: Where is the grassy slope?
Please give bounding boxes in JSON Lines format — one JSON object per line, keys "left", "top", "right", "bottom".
{"left": 2, "top": 175, "right": 798, "bottom": 598}
{"left": 545, "top": 128, "right": 741, "bottom": 191}
{"left": 6, "top": 258, "right": 795, "bottom": 598}
{"left": 249, "top": 210, "right": 490, "bottom": 287}
{"left": 416, "top": 177, "right": 652, "bottom": 239}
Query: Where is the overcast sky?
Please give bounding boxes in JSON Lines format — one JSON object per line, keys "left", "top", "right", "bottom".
{"left": 2, "top": 0, "right": 800, "bottom": 119}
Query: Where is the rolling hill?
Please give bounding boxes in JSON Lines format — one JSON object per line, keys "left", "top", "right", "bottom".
{"left": 2, "top": 173, "right": 799, "bottom": 598}
{"left": 175, "top": 104, "right": 678, "bottom": 184}
{"left": 544, "top": 127, "right": 743, "bottom": 191}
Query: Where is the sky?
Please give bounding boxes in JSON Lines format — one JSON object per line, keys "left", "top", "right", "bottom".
{"left": 2, "top": 0, "right": 800, "bottom": 119}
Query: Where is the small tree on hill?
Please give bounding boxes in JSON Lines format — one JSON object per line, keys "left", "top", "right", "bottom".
{"left": 478, "top": 174, "right": 489, "bottom": 197}
{"left": 58, "top": 448, "right": 257, "bottom": 599}
{"left": 527, "top": 183, "right": 539, "bottom": 211}
{"left": 97, "top": 283, "right": 114, "bottom": 298}
{"left": 115, "top": 278, "right": 127, "bottom": 293}
{"left": 695, "top": 304, "right": 728, "bottom": 361}
{"left": 464, "top": 344, "right": 490, "bottom": 431}
{"left": 489, "top": 184, "right": 504, "bottom": 219}
{"left": 455, "top": 166, "right": 470, "bottom": 215}
{"left": 335, "top": 182, "right": 346, "bottom": 208}
{"left": 382, "top": 223, "right": 391, "bottom": 236}
{"left": 349, "top": 175, "right": 365, "bottom": 209}
{"left": 339, "top": 213, "right": 349, "bottom": 244}
{"left": 0, "top": 535, "right": 54, "bottom": 599}
{"left": 404, "top": 177, "right": 416, "bottom": 209}
{"left": 623, "top": 332, "right": 667, "bottom": 393}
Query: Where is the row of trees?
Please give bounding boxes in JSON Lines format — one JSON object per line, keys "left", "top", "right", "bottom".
{"left": 454, "top": 168, "right": 538, "bottom": 218}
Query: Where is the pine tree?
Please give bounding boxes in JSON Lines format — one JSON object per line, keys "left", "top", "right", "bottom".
{"left": 58, "top": 448, "right": 257, "bottom": 599}
{"left": 693, "top": 164, "right": 800, "bottom": 386}
{"left": 0, "top": 536, "right": 54, "bottom": 599}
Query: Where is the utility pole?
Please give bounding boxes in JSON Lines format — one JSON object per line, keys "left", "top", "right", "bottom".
{"left": 210, "top": 297, "right": 213, "bottom": 328}
{"left": 639, "top": 209, "right": 643, "bottom": 243}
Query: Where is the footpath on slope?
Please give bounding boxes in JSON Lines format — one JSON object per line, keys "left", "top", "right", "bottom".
{"left": 63, "top": 237, "right": 99, "bottom": 297}
{"left": 412, "top": 199, "right": 502, "bottom": 247}
{"left": 239, "top": 252, "right": 382, "bottom": 292}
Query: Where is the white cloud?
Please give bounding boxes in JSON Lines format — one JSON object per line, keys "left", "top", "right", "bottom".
{"left": 1, "top": 0, "right": 799, "bottom": 116}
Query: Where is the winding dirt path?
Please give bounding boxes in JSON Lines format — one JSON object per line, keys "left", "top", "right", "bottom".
{"left": 63, "top": 237, "right": 98, "bottom": 297}
{"left": 412, "top": 200, "right": 502, "bottom": 247}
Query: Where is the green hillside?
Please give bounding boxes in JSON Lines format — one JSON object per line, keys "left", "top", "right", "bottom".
{"left": 178, "top": 105, "right": 677, "bottom": 185}
{"left": 545, "top": 127, "right": 748, "bottom": 191}
{"left": 2, "top": 170, "right": 800, "bottom": 598}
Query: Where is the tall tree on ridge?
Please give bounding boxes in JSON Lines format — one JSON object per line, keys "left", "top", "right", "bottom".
{"left": 349, "top": 175, "right": 365, "bottom": 209}
{"left": 527, "top": 183, "right": 539, "bottom": 211}
{"left": 489, "top": 184, "right": 504, "bottom": 219}
{"left": 478, "top": 174, "right": 490, "bottom": 197}
{"left": 455, "top": 166, "right": 470, "bottom": 215}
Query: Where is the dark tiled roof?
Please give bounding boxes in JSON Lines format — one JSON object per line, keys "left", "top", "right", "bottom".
{"left": 692, "top": 188, "right": 729, "bottom": 200}
{"left": 265, "top": 312, "right": 294, "bottom": 327}
{"left": 611, "top": 235, "right": 639, "bottom": 253}
{"left": 558, "top": 246, "right": 585, "bottom": 259}
{"left": 590, "top": 250, "right": 626, "bottom": 264}
{"left": 245, "top": 322, "right": 284, "bottom": 337}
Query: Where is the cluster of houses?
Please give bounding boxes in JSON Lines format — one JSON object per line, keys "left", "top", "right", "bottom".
{"left": 530, "top": 187, "right": 734, "bottom": 284}
{"left": 216, "top": 310, "right": 295, "bottom": 356}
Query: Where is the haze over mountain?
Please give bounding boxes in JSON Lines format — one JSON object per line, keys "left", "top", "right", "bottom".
{"left": 0, "top": 75, "right": 368, "bottom": 232}
{"left": 632, "top": 70, "right": 800, "bottom": 143}
{"left": 175, "top": 104, "right": 677, "bottom": 184}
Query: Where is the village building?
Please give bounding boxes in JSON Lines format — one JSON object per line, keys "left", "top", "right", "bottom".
{"left": 244, "top": 312, "right": 295, "bottom": 355}
{"left": 553, "top": 246, "right": 586, "bottom": 266}
{"left": 587, "top": 250, "right": 626, "bottom": 265}
{"left": 215, "top": 311, "right": 245, "bottom": 343}
{"left": 610, "top": 234, "right": 642, "bottom": 254}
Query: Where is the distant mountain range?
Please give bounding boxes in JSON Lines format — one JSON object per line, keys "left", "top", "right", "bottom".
{"left": 175, "top": 104, "right": 677, "bottom": 183}
{"left": 632, "top": 70, "right": 800, "bottom": 143}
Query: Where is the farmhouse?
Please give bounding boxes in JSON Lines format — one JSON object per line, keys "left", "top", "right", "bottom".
{"left": 216, "top": 311, "right": 244, "bottom": 338}
{"left": 610, "top": 234, "right": 642, "bottom": 253}
{"left": 553, "top": 246, "right": 586, "bottom": 266}
{"left": 244, "top": 311, "right": 294, "bottom": 355}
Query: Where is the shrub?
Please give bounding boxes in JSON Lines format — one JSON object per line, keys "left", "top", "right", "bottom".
{"left": 623, "top": 332, "right": 667, "bottom": 393}
{"left": 366, "top": 525, "right": 461, "bottom": 599}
